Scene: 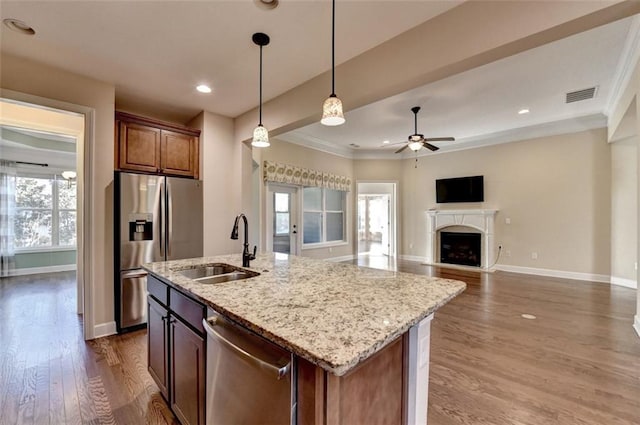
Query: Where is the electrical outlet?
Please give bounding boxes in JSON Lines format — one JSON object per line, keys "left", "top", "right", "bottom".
{"left": 329, "top": 247, "right": 333, "bottom": 253}
{"left": 505, "top": 218, "right": 511, "bottom": 225}
{"left": 505, "top": 250, "right": 512, "bottom": 257}
{"left": 635, "top": 262, "right": 638, "bottom": 271}
{"left": 531, "top": 252, "right": 538, "bottom": 260}
{"left": 409, "top": 243, "right": 413, "bottom": 249}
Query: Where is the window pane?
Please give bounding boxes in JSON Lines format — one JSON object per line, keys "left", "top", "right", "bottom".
{"left": 16, "top": 177, "right": 52, "bottom": 208}
{"left": 303, "top": 212, "right": 322, "bottom": 244}
{"left": 326, "top": 212, "right": 344, "bottom": 242}
{"left": 275, "top": 212, "right": 289, "bottom": 235}
{"left": 303, "top": 187, "right": 322, "bottom": 210}
{"left": 15, "top": 210, "right": 52, "bottom": 248}
{"left": 326, "top": 189, "right": 343, "bottom": 211}
{"left": 59, "top": 211, "right": 77, "bottom": 246}
{"left": 274, "top": 193, "right": 289, "bottom": 212}
{"left": 57, "top": 180, "right": 77, "bottom": 209}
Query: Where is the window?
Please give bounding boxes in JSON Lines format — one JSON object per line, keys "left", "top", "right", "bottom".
{"left": 274, "top": 192, "right": 290, "bottom": 236}
{"left": 303, "top": 187, "right": 345, "bottom": 245}
{"left": 14, "top": 174, "right": 77, "bottom": 249}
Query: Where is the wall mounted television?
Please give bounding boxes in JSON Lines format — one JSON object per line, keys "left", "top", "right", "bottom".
{"left": 436, "top": 175, "right": 484, "bottom": 203}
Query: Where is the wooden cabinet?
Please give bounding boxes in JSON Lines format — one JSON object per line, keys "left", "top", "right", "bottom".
{"left": 170, "top": 316, "right": 205, "bottom": 425}
{"left": 147, "top": 296, "right": 169, "bottom": 399}
{"left": 116, "top": 111, "right": 200, "bottom": 178}
{"left": 147, "top": 275, "right": 206, "bottom": 425}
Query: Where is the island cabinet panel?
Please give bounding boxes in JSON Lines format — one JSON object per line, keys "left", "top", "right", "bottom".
{"left": 147, "top": 296, "right": 169, "bottom": 400}
{"left": 296, "top": 335, "right": 406, "bottom": 425}
{"left": 146, "top": 274, "right": 206, "bottom": 425}
{"left": 170, "top": 316, "right": 205, "bottom": 425}
{"left": 115, "top": 111, "right": 200, "bottom": 178}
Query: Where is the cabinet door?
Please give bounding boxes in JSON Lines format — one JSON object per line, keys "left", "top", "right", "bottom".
{"left": 170, "top": 316, "right": 205, "bottom": 425}
{"left": 160, "top": 130, "right": 199, "bottom": 178}
{"left": 147, "top": 296, "right": 169, "bottom": 399}
{"left": 118, "top": 121, "right": 161, "bottom": 173}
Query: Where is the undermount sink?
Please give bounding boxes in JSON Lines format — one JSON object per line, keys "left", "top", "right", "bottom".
{"left": 177, "top": 263, "right": 260, "bottom": 284}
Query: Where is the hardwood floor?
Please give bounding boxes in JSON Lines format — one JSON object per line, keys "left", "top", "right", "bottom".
{"left": 1, "top": 263, "right": 639, "bottom": 424}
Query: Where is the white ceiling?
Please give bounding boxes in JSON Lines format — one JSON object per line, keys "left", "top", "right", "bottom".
{"left": 1, "top": 2, "right": 637, "bottom": 160}
{"left": 281, "top": 15, "right": 638, "bottom": 158}
{"left": 0, "top": 0, "right": 462, "bottom": 122}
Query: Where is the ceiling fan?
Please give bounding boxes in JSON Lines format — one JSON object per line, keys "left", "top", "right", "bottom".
{"left": 392, "top": 106, "right": 455, "bottom": 154}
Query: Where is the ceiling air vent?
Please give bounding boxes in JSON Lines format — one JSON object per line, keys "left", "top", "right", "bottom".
{"left": 565, "top": 87, "right": 597, "bottom": 103}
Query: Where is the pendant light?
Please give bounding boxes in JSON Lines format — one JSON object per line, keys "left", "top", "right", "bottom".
{"left": 321, "top": 0, "right": 345, "bottom": 126}
{"left": 252, "top": 32, "right": 270, "bottom": 147}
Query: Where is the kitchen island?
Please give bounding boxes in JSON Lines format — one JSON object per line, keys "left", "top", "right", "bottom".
{"left": 143, "top": 253, "right": 465, "bottom": 425}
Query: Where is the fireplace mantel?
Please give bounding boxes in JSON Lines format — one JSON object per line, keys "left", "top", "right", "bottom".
{"left": 426, "top": 209, "right": 498, "bottom": 270}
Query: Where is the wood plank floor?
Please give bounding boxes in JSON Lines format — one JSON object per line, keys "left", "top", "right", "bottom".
{"left": 1, "top": 261, "right": 639, "bottom": 425}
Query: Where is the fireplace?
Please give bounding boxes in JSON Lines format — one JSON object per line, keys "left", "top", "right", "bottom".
{"left": 426, "top": 209, "right": 498, "bottom": 270}
{"left": 440, "top": 232, "right": 481, "bottom": 267}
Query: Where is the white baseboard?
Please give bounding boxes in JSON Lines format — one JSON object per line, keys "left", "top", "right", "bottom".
{"left": 326, "top": 254, "right": 357, "bottom": 262}
{"left": 610, "top": 276, "right": 638, "bottom": 289}
{"left": 93, "top": 321, "right": 117, "bottom": 339}
{"left": 7, "top": 264, "right": 76, "bottom": 277}
{"left": 399, "top": 255, "right": 428, "bottom": 263}
{"left": 634, "top": 316, "right": 640, "bottom": 338}
{"left": 495, "top": 264, "right": 610, "bottom": 283}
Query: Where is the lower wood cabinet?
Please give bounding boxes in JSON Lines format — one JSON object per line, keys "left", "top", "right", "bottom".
{"left": 147, "top": 275, "right": 206, "bottom": 425}
{"left": 170, "top": 316, "right": 205, "bottom": 425}
{"left": 147, "top": 296, "right": 169, "bottom": 400}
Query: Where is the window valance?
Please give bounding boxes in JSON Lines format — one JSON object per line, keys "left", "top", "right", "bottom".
{"left": 263, "top": 160, "right": 351, "bottom": 192}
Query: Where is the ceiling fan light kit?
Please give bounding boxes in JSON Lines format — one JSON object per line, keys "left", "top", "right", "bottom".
{"left": 252, "top": 32, "right": 271, "bottom": 148}
{"left": 321, "top": 0, "right": 345, "bottom": 126}
{"left": 394, "top": 106, "right": 455, "bottom": 154}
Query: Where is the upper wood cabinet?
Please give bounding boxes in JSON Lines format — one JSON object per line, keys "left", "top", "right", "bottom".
{"left": 115, "top": 111, "right": 200, "bottom": 178}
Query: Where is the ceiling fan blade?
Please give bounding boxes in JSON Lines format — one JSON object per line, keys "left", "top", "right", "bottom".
{"left": 386, "top": 141, "right": 408, "bottom": 146}
{"left": 395, "top": 144, "right": 409, "bottom": 154}
{"left": 424, "top": 137, "right": 455, "bottom": 142}
{"left": 423, "top": 142, "right": 439, "bottom": 151}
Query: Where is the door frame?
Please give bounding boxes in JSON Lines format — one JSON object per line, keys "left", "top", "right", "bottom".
{"left": 356, "top": 181, "right": 397, "bottom": 258}
{"left": 265, "top": 183, "right": 300, "bottom": 255}
{"left": 1, "top": 88, "right": 95, "bottom": 340}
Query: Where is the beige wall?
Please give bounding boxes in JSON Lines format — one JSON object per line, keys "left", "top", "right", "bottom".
{"left": 189, "top": 111, "right": 243, "bottom": 256}
{"left": 395, "top": 129, "right": 612, "bottom": 276}
{"left": 1, "top": 53, "right": 115, "bottom": 335}
{"left": 611, "top": 137, "right": 638, "bottom": 283}
{"left": 260, "top": 139, "right": 354, "bottom": 259}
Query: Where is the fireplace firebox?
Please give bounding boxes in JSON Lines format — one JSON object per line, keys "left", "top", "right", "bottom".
{"left": 440, "top": 232, "right": 481, "bottom": 267}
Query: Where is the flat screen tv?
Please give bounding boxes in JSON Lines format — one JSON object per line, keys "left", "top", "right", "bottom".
{"left": 436, "top": 175, "right": 484, "bottom": 203}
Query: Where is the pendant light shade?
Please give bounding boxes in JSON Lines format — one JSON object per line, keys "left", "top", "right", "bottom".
{"left": 252, "top": 124, "right": 269, "bottom": 147}
{"left": 252, "top": 32, "right": 270, "bottom": 148}
{"left": 321, "top": 0, "right": 345, "bottom": 126}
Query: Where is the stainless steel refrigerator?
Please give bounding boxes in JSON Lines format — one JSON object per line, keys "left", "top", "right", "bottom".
{"left": 114, "top": 171, "right": 203, "bottom": 332}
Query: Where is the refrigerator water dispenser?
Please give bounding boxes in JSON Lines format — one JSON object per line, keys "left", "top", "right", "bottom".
{"left": 128, "top": 213, "right": 153, "bottom": 241}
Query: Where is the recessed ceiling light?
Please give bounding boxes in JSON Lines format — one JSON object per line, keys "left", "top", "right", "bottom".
{"left": 196, "top": 84, "right": 212, "bottom": 94}
{"left": 3, "top": 18, "right": 35, "bottom": 35}
{"left": 521, "top": 313, "right": 536, "bottom": 320}
{"left": 518, "top": 108, "right": 530, "bottom": 115}
{"left": 382, "top": 140, "right": 390, "bottom": 144}
{"left": 254, "top": 0, "right": 279, "bottom": 10}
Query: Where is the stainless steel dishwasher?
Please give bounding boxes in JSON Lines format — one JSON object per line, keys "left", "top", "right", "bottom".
{"left": 203, "top": 313, "right": 295, "bottom": 425}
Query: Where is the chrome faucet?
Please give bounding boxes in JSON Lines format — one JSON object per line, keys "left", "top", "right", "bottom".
{"left": 230, "top": 213, "right": 256, "bottom": 267}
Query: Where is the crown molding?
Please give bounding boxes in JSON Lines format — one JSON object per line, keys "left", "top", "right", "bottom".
{"left": 275, "top": 132, "right": 356, "bottom": 159}
{"left": 605, "top": 15, "right": 640, "bottom": 117}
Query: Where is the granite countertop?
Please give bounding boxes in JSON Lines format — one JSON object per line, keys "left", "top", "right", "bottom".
{"left": 143, "top": 253, "right": 466, "bottom": 376}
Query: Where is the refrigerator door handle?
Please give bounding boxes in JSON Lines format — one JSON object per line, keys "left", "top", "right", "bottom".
{"left": 167, "top": 181, "right": 173, "bottom": 257}
{"left": 158, "top": 178, "right": 164, "bottom": 257}
{"left": 121, "top": 270, "right": 148, "bottom": 279}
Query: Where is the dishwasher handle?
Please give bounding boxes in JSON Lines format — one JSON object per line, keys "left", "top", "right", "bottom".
{"left": 203, "top": 318, "right": 291, "bottom": 380}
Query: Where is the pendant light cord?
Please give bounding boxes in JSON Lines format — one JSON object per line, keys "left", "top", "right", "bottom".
{"left": 259, "top": 44, "right": 263, "bottom": 125}
{"left": 414, "top": 111, "right": 418, "bottom": 134}
{"left": 331, "top": 0, "right": 336, "bottom": 96}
